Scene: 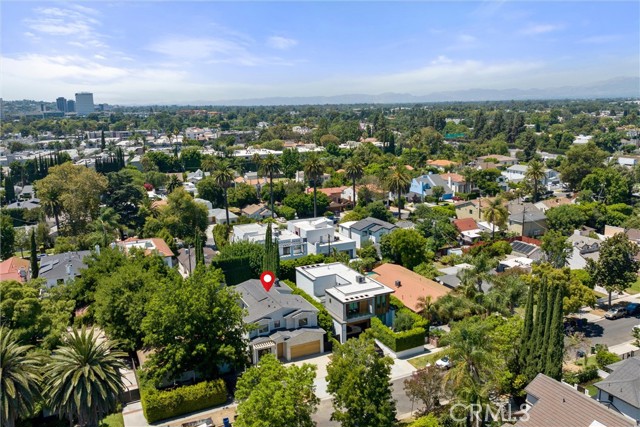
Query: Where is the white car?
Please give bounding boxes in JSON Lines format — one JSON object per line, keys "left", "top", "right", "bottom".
{"left": 435, "top": 356, "right": 452, "bottom": 369}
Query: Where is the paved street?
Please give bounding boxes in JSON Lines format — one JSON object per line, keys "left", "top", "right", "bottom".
{"left": 586, "top": 314, "right": 640, "bottom": 347}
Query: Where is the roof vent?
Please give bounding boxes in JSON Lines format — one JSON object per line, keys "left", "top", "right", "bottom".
{"left": 395, "top": 280, "right": 401, "bottom": 287}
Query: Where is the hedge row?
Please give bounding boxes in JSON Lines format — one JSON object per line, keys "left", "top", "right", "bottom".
{"left": 283, "top": 279, "right": 334, "bottom": 341}
{"left": 370, "top": 317, "right": 426, "bottom": 352}
{"left": 140, "top": 379, "right": 227, "bottom": 423}
{"left": 211, "top": 255, "right": 254, "bottom": 286}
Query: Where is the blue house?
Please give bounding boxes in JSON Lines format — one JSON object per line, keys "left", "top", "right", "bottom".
{"left": 409, "top": 174, "right": 453, "bottom": 201}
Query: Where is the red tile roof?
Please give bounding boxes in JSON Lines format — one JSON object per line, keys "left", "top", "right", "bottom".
{"left": 440, "top": 173, "right": 465, "bottom": 183}
{"left": 121, "top": 237, "right": 174, "bottom": 258}
{"left": 372, "top": 263, "right": 450, "bottom": 313}
{"left": 0, "top": 257, "right": 29, "bottom": 282}
{"left": 453, "top": 218, "right": 479, "bottom": 232}
{"left": 428, "top": 159, "right": 458, "bottom": 167}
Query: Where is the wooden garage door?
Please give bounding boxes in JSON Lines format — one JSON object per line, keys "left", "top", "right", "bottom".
{"left": 290, "top": 340, "right": 321, "bottom": 359}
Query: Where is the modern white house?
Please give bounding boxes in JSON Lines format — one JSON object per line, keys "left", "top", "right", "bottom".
{"left": 118, "top": 237, "right": 175, "bottom": 267}
{"left": 232, "top": 223, "right": 306, "bottom": 260}
{"left": 287, "top": 217, "right": 357, "bottom": 258}
{"left": 501, "top": 164, "right": 559, "bottom": 186}
{"left": 235, "top": 279, "right": 325, "bottom": 364}
{"left": 295, "top": 263, "right": 395, "bottom": 343}
{"left": 338, "top": 217, "right": 397, "bottom": 248}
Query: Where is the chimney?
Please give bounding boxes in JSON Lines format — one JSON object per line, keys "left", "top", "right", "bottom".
{"left": 395, "top": 280, "right": 402, "bottom": 287}
{"left": 66, "top": 263, "right": 72, "bottom": 276}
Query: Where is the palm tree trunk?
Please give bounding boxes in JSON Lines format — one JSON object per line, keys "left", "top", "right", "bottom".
{"left": 397, "top": 195, "right": 401, "bottom": 219}
{"left": 313, "top": 182, "right": 317, "bottom": 217}
{"left": 352, "top": 179, "right": 356, "bottom": 208}
{"left": 269, "top": 172, "right": 274, "bottom": 218}
{"left": 224, "top": 187, "right": 230, "bottom": 225}
{"left": 54, "top": 207, "right": 60, "bottom": 230}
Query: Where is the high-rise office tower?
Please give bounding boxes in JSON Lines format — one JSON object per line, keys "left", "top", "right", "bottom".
{"left": 56, "top": 97, "right": 67, "bottom": 112}
{"left": 75, "top": 92, "right": 94, "bottom": 115}
{"left": 67, "top": 99, "right": 76, "bottom": 113}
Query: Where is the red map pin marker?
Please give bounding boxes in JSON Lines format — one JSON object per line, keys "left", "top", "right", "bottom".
{"left": 260, "top": 271, "right": 275, "bottom": 292}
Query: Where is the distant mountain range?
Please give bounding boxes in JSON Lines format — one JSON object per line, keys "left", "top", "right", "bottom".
{"left": 209, "top": 77, "right": 640, "bottom": 106}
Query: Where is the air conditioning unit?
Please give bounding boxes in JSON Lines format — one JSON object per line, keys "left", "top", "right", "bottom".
{"left": 356, "top": 275, "right": 365, "bottom": 283}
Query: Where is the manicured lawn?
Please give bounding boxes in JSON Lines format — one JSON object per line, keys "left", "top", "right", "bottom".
{"left": 625, "top": 277, "right": 640, "bottom": 295}
{"left": 586, "top": 384, "right": 599, "bottom": 397}
{"left": 576, "top": 355, "right": 598, "bottom": 368}
{"left": 408, "top": 352, "right": 442, "bottom": 369}
{"left": 100, "top": 413, "right": 124, "bottom": 427}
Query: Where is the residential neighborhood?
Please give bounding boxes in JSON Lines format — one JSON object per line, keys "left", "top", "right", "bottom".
{"left": 1, "top": 2, "right": 640, "bottom": 426}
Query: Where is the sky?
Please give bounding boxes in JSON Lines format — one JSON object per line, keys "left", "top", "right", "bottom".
{"left": 1, "top": 0, "right": 639, "bottom": 104}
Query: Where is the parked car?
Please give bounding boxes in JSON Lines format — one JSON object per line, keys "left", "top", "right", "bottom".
{"left": 626, "top": 303, "right": 640, "bottom": 316}
{"left": 435, "top": 356, "right": 452, "bottom": 369}
{"left": 604, "top": 307, "right": 627, "bottom": 320}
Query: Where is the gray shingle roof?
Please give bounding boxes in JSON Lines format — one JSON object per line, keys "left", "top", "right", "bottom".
{"left": 350, "top": 217, "right": 397, "bottom": 233}
{"left": 595, "top": 357, "right": 640, "bottom": 409}
{"left": 234, "top": 279, "right": 318, "bottom": 323}
{"left": 515, "top": 374, "right": 634, "bottom": 427}
{"left": 39, "top": 251, "right": 91, "bottom": 284}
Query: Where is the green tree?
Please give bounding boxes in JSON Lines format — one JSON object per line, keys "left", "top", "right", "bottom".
{"left": 44, "top": 327, "right": 126, "bottom": 427}
{"left": 545, "top": 287, "right": 564, "bottom": 381}
{"left": 166, "top": 174, "right": 181, "bottom": 194}
{"left": 29, "top": 229, "right": 38, "bottom": 278}
{"left": 34, "top": 163, "right": 107, "bottom": 236}
{"left": 581, "top": 168, "right": 631, "bottom": 205}
{"left": 0, "top": 328, "right": 42, "bottom": 427}
{"left": 482, "top": 197, "right": 508, "bottom": 239}
{"left": 546, "top": 204, "right": 588, "bottom": 235}
{"left": 142, "top": 267, "right": 248, "bottom": 383}
{"left": 102, "top": 170, "right": 145, "bottom": 234}
{"left": 326, "top": 335, "right": 396, "bottom": 427}
{"left": 259, "top": 153, "right": 280, "bottom": 217}
{"left": 431, "top": 185, "right": 445, "bottom": 204}
{"left": 281, "top": 148, "right": 300, "bottom": 179}
{"left": 196, "top": 176, "right": 225, "bottom": 208}
{"left": 525, "top": 159, "right": 545, "bottom": 202}
{"left": 304, "top": 152, "right": 325, "bottom": 217}
{"left": 235, "top": 354, "right": 319, "bottom": 427}
{"left": 213, "top": 160, "right": 235, "bottom": 225}
{"left": 587, "top": 233, "right": 640, "bottom": 307}
{"left": 1, "top": 215, "right": 15, "bottom": 260}
{"left": 541, "top": 230, "right": 572, "bottom": 268}
{"left": 386, "top": 164, "right": 411, "bottom": 218}
{"left": 380, "top": 229, "right": 428, "bottom": 270}
{"left": 160, "top": 188, "right": 208, "bottom": 241}
{"left": 559, "top": 142, "right": 607, "bottom": 191}
{"left": 4, "top": 175, "right": 16, "bottom": 203}
{"left": 344, "top": 157, "right": 364, "bottom": 207}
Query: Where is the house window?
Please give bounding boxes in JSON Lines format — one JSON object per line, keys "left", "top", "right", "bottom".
{"left": 259, "top": 324, "right": 269, "bottom": 334}
{"left": 298, "top": 318, "right": 308, "bottom": 327}
{"left": 283, "top": 247, "right": 291, "bottom": 255}
{"left": 469, "top": 209, "right": 473, "bottom": 214}
{"left": 273, "top": 320, "right": 280, "bottom": 329}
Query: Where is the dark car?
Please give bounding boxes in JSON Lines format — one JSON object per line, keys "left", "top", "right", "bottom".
{"left": 627, "top": 303, "right": 640, "bottom": 316}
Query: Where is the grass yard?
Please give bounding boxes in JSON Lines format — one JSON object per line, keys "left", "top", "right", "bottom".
{"left": 100, "top": 413, "right": 124, "bottom": 427}
{"left": 576, "top": 355, "right": 598, "bottom": 369}
{"left": 408, "top": 352, "right": 442, "bottom": 369}
{"left": 626, "top": 277, "right": 640, "bottom": 295}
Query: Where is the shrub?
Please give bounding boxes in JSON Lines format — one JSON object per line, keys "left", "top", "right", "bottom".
{"left": 563, "top": 366, "right": 599, "bottom": 385}
{"left": 595, "top": 349, "right": 620, "bottom": 369}
{"left": 370, "top": 317, "right": 426, "bottom": 352}
{"left": 140, "top": 379, "right": 227, "bottom": 423}
{"left": 212, "top": 224, "right": 230, "bottom": 248}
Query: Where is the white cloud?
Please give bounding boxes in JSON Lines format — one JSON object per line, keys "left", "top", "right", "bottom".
{"left": 266, "top": 36, "right": 298, "bottom": 50}
{"left": 520, "top": 24, "right": 563, "bottom": 35}
{"left": 23, "top": 5, "right": 107, "bottom": 49}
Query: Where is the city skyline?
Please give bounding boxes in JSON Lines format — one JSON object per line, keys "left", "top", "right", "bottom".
{"left": 1, "top": 1, "right": 639, "bottom": 105}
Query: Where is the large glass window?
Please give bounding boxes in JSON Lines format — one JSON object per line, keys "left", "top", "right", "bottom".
{"left": 298, "top": 318, "right": 308, "bottom": 327}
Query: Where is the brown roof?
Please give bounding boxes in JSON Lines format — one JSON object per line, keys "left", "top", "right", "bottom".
{"left": 428, "top": 159, "right": 458, "bottom": 167}
{"left": 372, "top": 263, "right": 450, "bottom": 313}
{"left": 242, "top": 203, "right": 270, "bottom": 216}
{"left": 440, "top": 172, "right": 465, "bottom": 183}
{"left": 234, "top": 176, "right": 267, "bottom": 186}
{"left": 514, "top": 374, "right": 634, "bottom": 427}
{"left": 453, "top": 218, "right": 479, "bottom": 232}
{"left": 0, "top": 257, "right": 29, "bottom": 282}
{"left": 307, "top": 186, "right": 348, "bottom": 197}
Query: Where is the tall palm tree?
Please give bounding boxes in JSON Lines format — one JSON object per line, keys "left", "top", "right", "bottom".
{"left": 344, "top": 157, "right": 364, "bottom": 208}
{"left": 213, "top": 160, "right": 235, "bottom": 225}
{"left": 525, "top": 159, "right": 545, "bottom": 202}
{"left": 304, "top": 152, "right": 325, "bottom": 217}
{"left": 482, "top": 197, "right": 508, "bottom": 239}
{"left": 1, "top": 329, "right": 42, "bottom": 427}
{"left": 44, "top": 327, "right": 126, "bottom": 427}
{"left": 251, "top": 153, "right": 262, "bottom": 172}
{"left": 387, "top": 164, "right": 411, "bottom": 218}
{"left": 166, "top": 174, "right": 181, "bottom": 194}
{"left": 90, "top": 207, "right": 122, "bottom": 244}
{"left": 260, "top": 154, "right": 280, "bottom": 217}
